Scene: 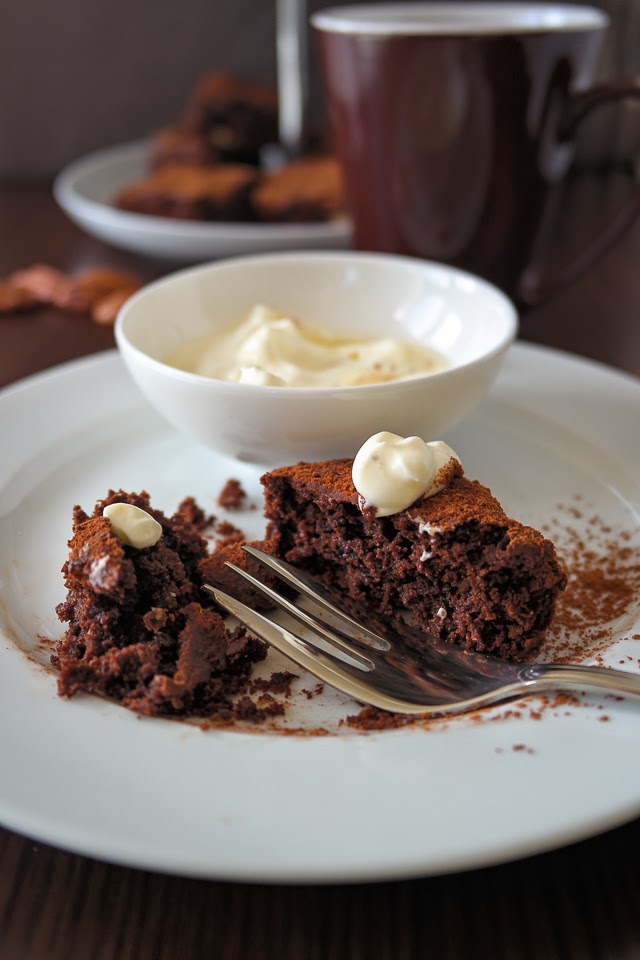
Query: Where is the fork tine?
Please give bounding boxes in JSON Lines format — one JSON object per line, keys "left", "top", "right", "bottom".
{"left": 210, "top": 560, "right": 375, "bottom": 670}
{"left": 209, "top": 568, "right": 469, "bottom": 708}
{"left": 206, "top": 557, "right": 484, "bottom": 694}
{"left": 210, "top": 586, "right": 429, "bottom": 714}
{"left": 234, "top": 551, "right": 484, "bottom": 689}
{"left": 242, "top": 545, "right": 391, "bottom": 651}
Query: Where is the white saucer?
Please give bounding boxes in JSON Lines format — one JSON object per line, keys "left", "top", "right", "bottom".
{"left": 53, "top": 140, "right": 352, "bottom": 262}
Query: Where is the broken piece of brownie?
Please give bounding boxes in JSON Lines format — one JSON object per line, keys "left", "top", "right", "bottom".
{"left": 54, "top": 491, "right": 268, "bottom": 718}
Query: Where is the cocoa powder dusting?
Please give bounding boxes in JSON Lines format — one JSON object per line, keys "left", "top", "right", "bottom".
{"left": 345, "top": 498, "right": 639, "bottom": 733}
{"left": 540, "top": 499, "right": 640, "bottom": 664}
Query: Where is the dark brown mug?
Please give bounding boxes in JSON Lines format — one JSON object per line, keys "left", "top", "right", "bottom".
{"left": 312, "top": 3, "right": 640, "bottom": 305}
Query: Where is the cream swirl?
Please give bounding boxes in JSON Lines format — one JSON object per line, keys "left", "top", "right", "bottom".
{"left": 352, "top": 432, "right": 461, "bottom": 517}
{"left": 103, "top": 503, "right": 163, "bottom": 549}
{"left": 167, "top": 304, "right": 447, "bottom": 388}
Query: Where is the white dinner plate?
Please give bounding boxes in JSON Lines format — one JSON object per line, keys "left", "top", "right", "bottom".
{"left": 53, "top": 140, "right": 352, "bottom": 262}
{"left": 0, "top": 342, "right": 639, "bottom": 882}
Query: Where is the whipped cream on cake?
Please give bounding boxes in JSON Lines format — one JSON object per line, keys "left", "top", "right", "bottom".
{"left": 352, "top": 432, "right": 461, "bottom": 517}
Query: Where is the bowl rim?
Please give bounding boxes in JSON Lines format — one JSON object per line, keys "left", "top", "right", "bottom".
{"left": 115, "top": 250, "right": 519, "bottom": 395}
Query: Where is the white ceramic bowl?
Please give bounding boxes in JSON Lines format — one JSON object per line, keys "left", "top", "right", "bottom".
{"left": 115, "top": 252, "right": 518, "bottom": 465}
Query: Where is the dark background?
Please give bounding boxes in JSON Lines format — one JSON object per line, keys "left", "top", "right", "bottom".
{"left": 0, "top": 0, "right": 638, "bottom": 179}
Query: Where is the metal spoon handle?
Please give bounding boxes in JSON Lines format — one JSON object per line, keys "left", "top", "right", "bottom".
{"left": 276, "top": 0, "right": 308, "bottom": 157}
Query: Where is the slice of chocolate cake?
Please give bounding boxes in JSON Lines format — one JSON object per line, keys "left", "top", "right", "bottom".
{"left": 115, "top": 164, "right": 258, "bottom": 221}
{"left": 261, "top": 459, "right": 566, "bottom": 662}
{"left": 54, "top": 491, "right": 266, "bottom": 717}
{"left": 252, "top": 155, "right": 345, "bottom": 223}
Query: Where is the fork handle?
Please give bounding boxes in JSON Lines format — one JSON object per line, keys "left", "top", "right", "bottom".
{"left": 521, "top": 663, "right": 640, "bottom": 698}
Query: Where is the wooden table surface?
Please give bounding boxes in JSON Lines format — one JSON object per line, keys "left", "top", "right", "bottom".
{"left": 0, "top": 182, "right": 639, "bottom": 959}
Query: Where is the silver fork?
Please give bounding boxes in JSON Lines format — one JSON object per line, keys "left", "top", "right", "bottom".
{"left": 206, "top": 546, "right": 640, "bottom": 716}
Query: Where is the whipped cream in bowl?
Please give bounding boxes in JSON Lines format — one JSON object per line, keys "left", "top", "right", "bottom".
{"left": 115, "top": 251, "right": 517, "bottom": 464}
{"left": 167, "top": 304, "right": 448, "bottom": 388}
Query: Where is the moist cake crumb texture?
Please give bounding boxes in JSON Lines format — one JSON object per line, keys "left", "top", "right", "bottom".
{"left": 54, "top": 490, "right": 271, "bottom": 719}
{"left": 261, "top": 458, "right": 567, "bottom": 662}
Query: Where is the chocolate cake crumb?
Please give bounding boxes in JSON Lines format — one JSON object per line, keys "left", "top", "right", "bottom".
{"left": 218, "top": 478, "right": 249, "bottom": 511}
{"left": 234, "top": 694, "right": 285, "bottom": 721}
{"left": 176, "top": 496, "right": 214, "bottom": 531}
{"left": 250, "top": 671, "right": 297, "bottom": 696}
{"left": 344, "top": 707, "right": 417, "bottom": 731}
{"left": 213, "top": 520, "right": 245, "bottom": 547}
{"left": 54, "top": 491, "right": 268, "bottom": 720}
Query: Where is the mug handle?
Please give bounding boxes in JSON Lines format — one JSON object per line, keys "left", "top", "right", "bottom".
{"left": 519, "top": 79, "right": 640, "bottom": 305}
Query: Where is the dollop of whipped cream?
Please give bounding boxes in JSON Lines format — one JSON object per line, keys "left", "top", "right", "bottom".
{"left": 167, "top": 304, "right": 447, "bottom": 388}
{"left": 352, "top": 432, "right": 461, "bottom": 517}
{"left": 103, "top": 503, "right": 163, "bottom": 549}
